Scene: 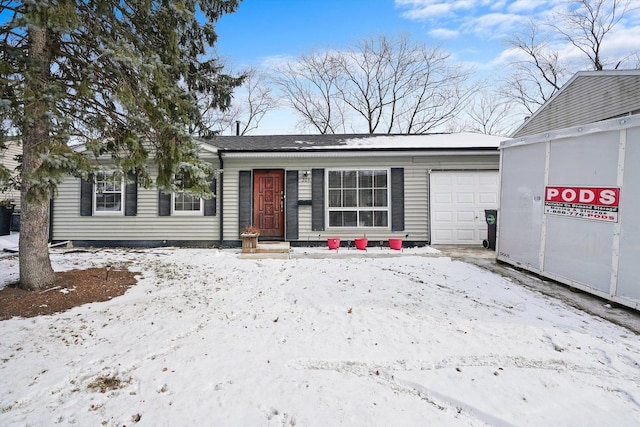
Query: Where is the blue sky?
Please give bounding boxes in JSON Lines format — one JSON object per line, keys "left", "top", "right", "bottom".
{"left": 215, "top": 0, "right": 509, "bottom": 70}
{"left": 216, "top": 0, "right": 640, "bottom": 73}
{"left": 3, "top": 0, "right": 637, "bottom": 135}
{"left": 212, "top": 0, "right": 640, "bottom": 134}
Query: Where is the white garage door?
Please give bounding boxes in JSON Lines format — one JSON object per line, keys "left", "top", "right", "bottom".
{"left": 430, "top": 171, "right": 499, "bottom": 245}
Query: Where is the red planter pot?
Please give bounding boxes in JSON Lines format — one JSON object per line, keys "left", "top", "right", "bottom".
{"left": 354, "top": 238, "right": 368, "bottom": 250}
{"left": 388, "top": 238, "right": 403, "bottom": 250}
{"left": 328, "top": 238, "right": 340, "bottom": 250}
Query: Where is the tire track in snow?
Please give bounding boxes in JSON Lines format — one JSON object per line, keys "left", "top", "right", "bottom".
{"left": 290, "top": 358, "right": 513, "bottom": 426}
{"left": 290, "top": 353, "right": 640, "bottom": 385}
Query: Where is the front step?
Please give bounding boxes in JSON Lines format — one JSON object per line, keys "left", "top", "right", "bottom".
{"left": 254, "top": 241, "right": 290, "bottom": 254}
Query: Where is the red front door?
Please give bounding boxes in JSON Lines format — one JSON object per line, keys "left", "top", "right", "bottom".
{"left": 253, "top": 170, "right": 284, "bottom": 238}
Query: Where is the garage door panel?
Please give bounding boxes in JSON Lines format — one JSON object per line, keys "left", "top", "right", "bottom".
{"left": 456, "top": 175, "right": 475, "bottom": 185}
{"left": 456, "top": 230, "right": 475, "bottom": 241}
{"left": 433, "top": 193, "right": 452, "bottom": 204}
{"left": 430, "top": 171, "right": 499, "bottom": 245}
{"left": 456, "top": 211, "right": 475, "bottom": 222}
{"left": 432, "top": 174, "right": 452, "bottom": 185}
{"left": 479, "top": 192, "right": 497, "bottom": 204}
{"left": 434, "top": 211, "right": 452, "bottom": 221}
{"left": 433, "top": 230, "right": 453, "bottom": 241}
{"left": 479, "top": 174, "right": 498, "bottom": 185}
{"left": 457, "top": 193, "right": 474, "bottom": 204}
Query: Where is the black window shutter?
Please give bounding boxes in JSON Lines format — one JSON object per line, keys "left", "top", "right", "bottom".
{"left": 158, "top": 191, "right": 171, "bottom": 216}
{"left": 203, "top": 175, "right": 217, "bottom": 216}
{"left": 238, "top": 170, "right": 252, "bottom": 233}
{"left": 311, "top": 168, "right": 325, "bottom": 231}
{"left": 80, "top": 174, "right": 94, "bottom": 216}
{"left": 285, "top": 170, "right": 299, "bottom": 240}
{"left": 391, "top": 168, "right": 405, "bottom": 231}
{"left": 125, "top": 172, "right": 138, "bottom": 216}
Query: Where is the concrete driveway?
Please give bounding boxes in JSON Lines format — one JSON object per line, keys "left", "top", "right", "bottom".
{"left": 434, "top": 245, "right": 640, "bottom": 335}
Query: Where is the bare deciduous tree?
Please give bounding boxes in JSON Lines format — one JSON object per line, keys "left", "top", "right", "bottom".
{"left": 552, "top": 0, "right": 632, "bottom": 71}
{"left": 503, "top": 0, "right": 635, "bottom": 114}
{"left": 272, "top": 51, "right": 346, "bottom": 134}
{"left": 336, "top": 35, "right": 396, "bottom": 134}
{"left": 199, "top": 67, "right": 276, "bottom": 136}
{"left": 273, "top": 34, "right": 475, "bottom": 134}
{"left": 502, "top": 20, "right": 569, "bottom": 115}
{"left": 397, "top": 46, "right": 478, "bottom": 134}
{"left": 465, "top": 90, "right": 517, "bottom": 136}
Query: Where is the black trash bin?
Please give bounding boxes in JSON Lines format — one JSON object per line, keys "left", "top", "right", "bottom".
{"left": 0, "top": 205, "right": 15, "bottom": 236}
{"left": 482, "top": 209, "right": 497, "bottom": 250}
{"left": 10, "top": 212, "right": 20, "bottom": 232}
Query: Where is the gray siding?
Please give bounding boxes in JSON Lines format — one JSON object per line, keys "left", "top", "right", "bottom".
{"left": 52, "top": 149, "right": 498, "bottom": 245}
{"left": 514, "top": 72, "right": 640, "bottom": 137}
{"left": 52, "top": 162, "right": 221, "bottom": 243}
{"left": 221, "top": 154, "right": 498, "bottom": 243}
{"left": 0, "top": 140, "right": 21, "bottom": 210}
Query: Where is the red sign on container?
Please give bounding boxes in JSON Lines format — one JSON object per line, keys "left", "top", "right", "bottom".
{"left": 544, "top": 186, "right": 620, "bottom": 222}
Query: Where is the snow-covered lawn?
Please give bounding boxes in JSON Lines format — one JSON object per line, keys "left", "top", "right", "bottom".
{"left": 1, "top": 247, "right": 639, "bottom": 426}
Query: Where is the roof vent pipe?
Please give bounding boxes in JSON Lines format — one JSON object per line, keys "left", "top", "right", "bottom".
{"left": 235, "top": 120, "right": 241, "bottom": 136}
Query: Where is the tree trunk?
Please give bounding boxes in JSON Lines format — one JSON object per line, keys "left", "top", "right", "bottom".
{"left": 18, "top": 26, "right": 58, "bottom": 290}
{"left": 19, "top": 196, "right": 56, "bottom": 290}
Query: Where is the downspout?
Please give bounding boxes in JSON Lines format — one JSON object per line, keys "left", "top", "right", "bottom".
{"left": 217, "top": 122, "right": 239, "bottom": 245}
{"left": 217, "top": 149, "right": 224, "bottom": 246}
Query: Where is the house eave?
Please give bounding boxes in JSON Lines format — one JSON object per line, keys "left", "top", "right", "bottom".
{"left": 220, "top": 147, "right": 499, "bottom": 159}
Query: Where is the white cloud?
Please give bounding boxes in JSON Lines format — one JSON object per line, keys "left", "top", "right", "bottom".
{"left": 260, "top": 54, "right": 296, "bottom": 70}
{"left": 400, "top": 2, "right": 454, "bottom": 20}
{"left": 395, "top": 0, "right": 485, "bottom": 20}
{"left": 463, "top": 12, "right": 529, "bottom": 38}
{"left": 487, "top": 46, "right": 530, "bottom": 68}
{"left": 507, "top": 0, "right": 549, "bottom": 13}
{"left": 599, "top": 26, "right": 640, "bottom": 68}
{"left": 396, "top": 1, "right": 553, "bottom": 38}
{"left": 490, "top": 0, "right": 508, "bottom": 11}
{"left": 430, "top": 28, "right": 460, "bottom": 39}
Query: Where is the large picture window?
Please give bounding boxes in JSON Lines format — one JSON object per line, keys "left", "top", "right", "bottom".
{"left": 94, "top": 171, "right": 123, "bottom": 214}
{"left": 327, "top": 169, "right": 389, "bottom": 227}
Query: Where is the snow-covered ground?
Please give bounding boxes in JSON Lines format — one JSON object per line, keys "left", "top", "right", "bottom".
{"left": 0, "top": 232, "right": 18, "bottom": 257}
{"left": 1, "top": 246, "right": 639, "bottom": 426}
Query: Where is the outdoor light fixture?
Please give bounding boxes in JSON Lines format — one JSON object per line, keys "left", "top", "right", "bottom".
{"left": 301, "top": 170, "right": 311, "bottom": 182}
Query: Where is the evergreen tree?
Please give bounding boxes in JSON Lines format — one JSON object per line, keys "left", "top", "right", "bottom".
{"left": 0, "top": 0, "right": 243, "bottom": 290}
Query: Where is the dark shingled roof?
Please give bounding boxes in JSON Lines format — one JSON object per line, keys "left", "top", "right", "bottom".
{"left": 202, "top": 133, "right": 502, "bottom": 152}
{"left": 203, "top": 134, "right": 382, "bottom": 151}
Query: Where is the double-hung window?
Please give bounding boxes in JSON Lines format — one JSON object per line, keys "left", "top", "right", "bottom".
{"left": 172, "top": 174, "right": 203, "bottom": 215}
{"left": 94, "top": 171, "right": 124, "bottom": 215}
{"left": 328, "top": 169, "right": 389, "bottom": 227}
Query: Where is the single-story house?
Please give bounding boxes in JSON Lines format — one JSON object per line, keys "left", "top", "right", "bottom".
{"left": 51, "top": 132, "right": 504, "bottom": 248}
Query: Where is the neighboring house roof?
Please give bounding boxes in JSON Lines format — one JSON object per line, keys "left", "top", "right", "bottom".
{"left": 205, "top": 132, "right": 503, "bottom": 153}
{"left": 512, "top": 70, "right": 640, "bottom": 138}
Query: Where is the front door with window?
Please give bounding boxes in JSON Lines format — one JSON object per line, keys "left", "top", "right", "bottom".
{"left": 253, "top": 170, "right": 284, "bottom": 238}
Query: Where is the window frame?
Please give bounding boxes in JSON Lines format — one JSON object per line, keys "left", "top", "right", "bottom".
{"left": 171, "top": 191, "right": 204, "bottom": 216}
{"left": 171, "top": 174, "right": 204, "bottom": 216}
{"left": 93, "top": 171, "right": 124, "bottom": 216}
{"left": 325, "top": 168, "right": 391, "bottom": 229}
